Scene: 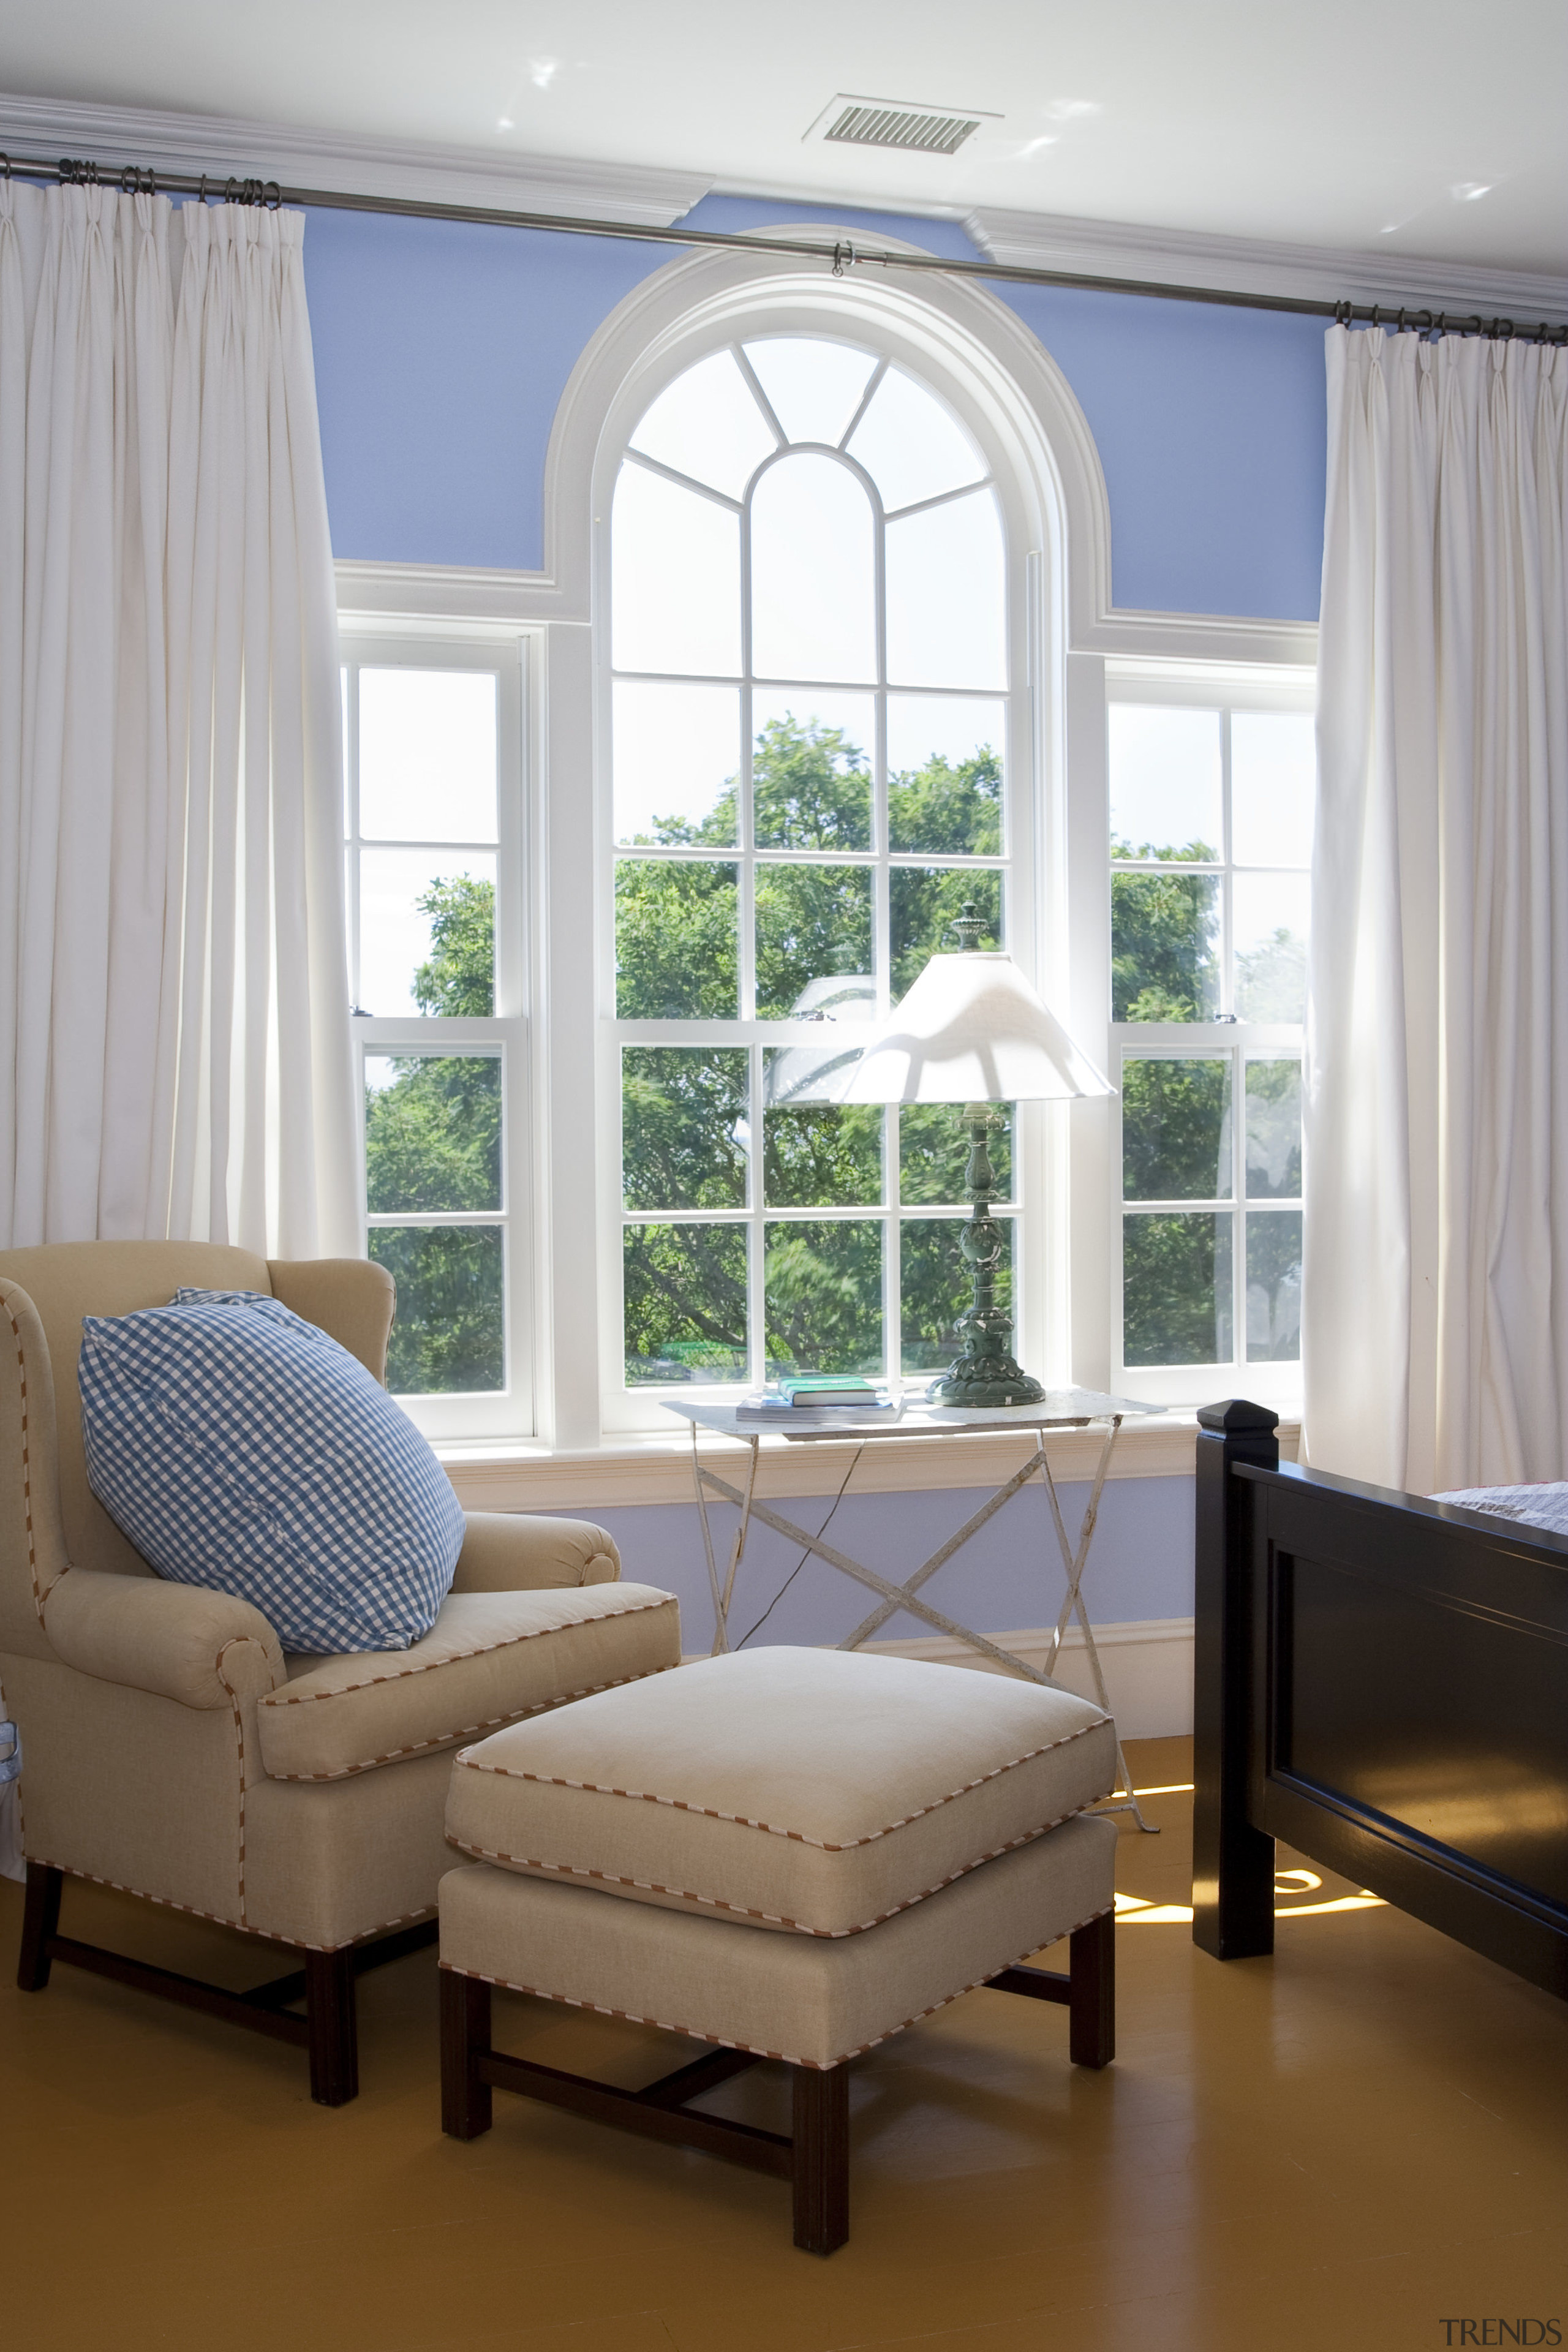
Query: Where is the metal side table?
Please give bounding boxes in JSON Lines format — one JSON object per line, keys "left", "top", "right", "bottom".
{"left": 663, "top": 1390, "right": 1160, "bottom": 1832}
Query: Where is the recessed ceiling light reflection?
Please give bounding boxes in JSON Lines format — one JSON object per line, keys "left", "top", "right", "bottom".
{"left": 1452, "top": 181, "right": 1493, "bottom": 202}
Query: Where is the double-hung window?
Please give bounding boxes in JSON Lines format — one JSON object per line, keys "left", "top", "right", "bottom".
{"left": 605, "top": 336, "right": 1022, "bottom": 1417}
{"left": 1106, "top": 668, "right": 1315, "bottom": 1406}
{"left": 342, "top": 637, "right": 530, "bottom": 1438}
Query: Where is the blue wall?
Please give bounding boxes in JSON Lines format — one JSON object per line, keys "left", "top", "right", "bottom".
{"left": 304, "top": 192, "right": 1327, "bottom": 619}
{"left": 554, "top": 1474, "right": 1193, "bottom": 1656}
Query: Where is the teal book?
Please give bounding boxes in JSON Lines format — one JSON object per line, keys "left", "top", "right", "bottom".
{"left": 778, "top": 1375, "right": 880, "bottom": 1406}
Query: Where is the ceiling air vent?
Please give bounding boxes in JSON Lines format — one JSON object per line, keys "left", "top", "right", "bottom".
{"left": 806, "top": 96, "right": 999, "bottom": 157}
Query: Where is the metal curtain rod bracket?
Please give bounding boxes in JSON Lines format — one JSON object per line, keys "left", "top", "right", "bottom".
{"left": 2, "top": 146, "right": 1565, "bottom": 339}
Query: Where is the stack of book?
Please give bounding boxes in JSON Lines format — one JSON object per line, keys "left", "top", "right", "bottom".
{"left": 735, "top": 1375, "right": 895, "bottom": 1423}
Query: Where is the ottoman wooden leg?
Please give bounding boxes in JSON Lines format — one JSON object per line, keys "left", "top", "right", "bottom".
{"left": 791, "top": 2064, "right": 849, "bottom": 2256}
{"left": 441, "top": 1969, "right": 494, "bottom": 2141}
{"left": 1069, "top": 1910, "right": 1115, "bottom": 2069}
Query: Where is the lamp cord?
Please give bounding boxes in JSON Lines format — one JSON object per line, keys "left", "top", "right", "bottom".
{"left": 734, "top": 1442, "right": 865, "bottom": 1648}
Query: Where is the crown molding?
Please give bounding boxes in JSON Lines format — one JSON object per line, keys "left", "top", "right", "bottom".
{"left": 0, "top": 91, "right": 714, "bottom": 228}
{"left": 965, "top": 205, "right": 1568, "bottom": 325}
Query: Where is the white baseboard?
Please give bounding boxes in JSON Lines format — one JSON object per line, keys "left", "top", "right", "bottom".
{"left": 685, "top": 1616, "right": 1195, "bottom": 1740}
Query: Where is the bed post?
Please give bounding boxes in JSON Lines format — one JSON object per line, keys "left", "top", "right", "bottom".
{"left": 1192, "top": 1398, "right": 1279, "bottom": 1961}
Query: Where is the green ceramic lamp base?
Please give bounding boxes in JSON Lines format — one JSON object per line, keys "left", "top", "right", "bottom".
{"left": 930, "top": 1101, "right": 1046, "bottom": 1409}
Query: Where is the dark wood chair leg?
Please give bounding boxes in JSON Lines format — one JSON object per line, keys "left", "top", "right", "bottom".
{"left": 1068, "top": 1910, "right": 1115, "bottom": 2068}
{"left": 440, "top": 1968, "right": 493, "bottom": 2141}
{"left": 16, "top": 1863, "right": 62, "bottom": 1994}
{"left": 17, "top": 1862, "right": 62, "bottom": 1993}
{"left": 791, "top": 2063, "right": 849, "bottom": 2255}
{"left": 306, "top": 1947, "right": 358, "bottom": 2107}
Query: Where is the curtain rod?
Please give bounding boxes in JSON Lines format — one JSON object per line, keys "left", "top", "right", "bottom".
{"left": 7, "top": 149, "right": 1566, "bottom": 344}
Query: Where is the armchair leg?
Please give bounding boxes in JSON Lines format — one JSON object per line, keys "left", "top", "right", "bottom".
{"left": 306, "top": 1947, "right": 358, "bottom": 2107}
{"left": 17, "top": 1862, "right": 63, "bottom": 1992}
{"left": 791, "top": 2064, "right": 850, "bottom": 2255}
{"left": 1068, "top": 1910, "right": 1115, "bottom": 2069}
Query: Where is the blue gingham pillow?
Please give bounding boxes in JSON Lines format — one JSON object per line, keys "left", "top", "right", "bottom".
{"left": 78, "top": 1289, "right": 465, "bottom": 1654}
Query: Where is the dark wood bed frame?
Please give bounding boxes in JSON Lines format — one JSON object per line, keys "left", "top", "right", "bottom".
{"left": 1193, "top": 1399, "right": 1568, "bottom": 1999}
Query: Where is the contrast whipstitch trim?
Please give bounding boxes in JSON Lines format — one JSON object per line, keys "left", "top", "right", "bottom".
{"left": 451, "top": 1711, "right": 1109, "bottom": 1850}
{"left": 263, "top": 1667, "right": 668, "bottom": 1781}
{"left": 262, "top": 1591, "right": 678, "bottom": 1708}
{"left": 438, "top": 1901, "right": 1115, "bottom": 2070}
{"left": 3, "top": 1295, "right": 43, "bottom": 1624}
{"left": 26, "top": 1856, "right": 436, "bottom": 1953}
{"left": 446, "top": 1803, "right": 1091, "bottom": 1936}
{"left": 214, "top": 1634, "right": 273, "bottom": 1926}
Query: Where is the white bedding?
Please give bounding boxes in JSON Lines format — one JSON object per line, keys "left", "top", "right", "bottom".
{"left": 1430, "top": 1482, "right": 1568, "bottom": 1538}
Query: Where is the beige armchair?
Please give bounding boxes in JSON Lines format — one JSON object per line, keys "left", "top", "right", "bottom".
{"left": 0, "top": 1241, "right": 680, "bottom": 2103}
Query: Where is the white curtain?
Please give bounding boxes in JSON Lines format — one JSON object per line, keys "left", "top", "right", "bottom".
{"left": 1305, "top": 324, "right": 1568, "bottom": 1491}
{"left": 0, "top": 181, "right": 357, "bottom": 1257}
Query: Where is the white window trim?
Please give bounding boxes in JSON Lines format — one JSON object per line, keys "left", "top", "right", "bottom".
{"left": 333, "top": 232, "right": 1319, "bottom": 1468}
{"left": 1091, "top": 657, "right": 1316, "bottom": 1412}
{"left": 340, "top": 625, "right": 536, "bottom": 1441}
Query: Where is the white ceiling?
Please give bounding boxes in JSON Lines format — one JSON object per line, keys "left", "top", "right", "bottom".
{"left": 6, "top": 0, "right": 1564, "bottom": 275}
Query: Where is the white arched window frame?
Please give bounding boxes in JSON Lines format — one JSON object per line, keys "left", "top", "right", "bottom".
{"left": 335, "top": 237, "right": 1315, "bottom": 1458}
{"left": 581, "top": 262, "right": 1090, "bottom": 1436}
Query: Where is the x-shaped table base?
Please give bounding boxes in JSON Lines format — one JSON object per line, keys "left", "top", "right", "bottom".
{"left": 687, "top": 1417, "right": 1155, "bottom": 1833}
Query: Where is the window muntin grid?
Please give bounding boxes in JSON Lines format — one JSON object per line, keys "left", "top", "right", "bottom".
{"left": 610, "top": 336, "right": 1016, "bottom": 1393}
{"left": 344, "top": 652, "right": 524, "bottom": 1421}
{"left": 1110, "top": 699, "right": 1313, "bottom": 1382}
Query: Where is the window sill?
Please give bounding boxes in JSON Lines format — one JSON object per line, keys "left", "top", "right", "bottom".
{"left": 435, "top": 1408, "right": 1302, "bottom": 1513}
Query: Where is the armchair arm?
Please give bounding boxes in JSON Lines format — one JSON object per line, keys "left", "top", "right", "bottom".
{"left": 451, "top": 1511, "right": 620, "bottom": 1594}
{"left": 41, "top": 1569, "right": 285, "bottom": 1709}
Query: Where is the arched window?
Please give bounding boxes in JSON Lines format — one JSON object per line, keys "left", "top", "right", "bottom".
{"left": 608, "top": 333, "right": 1018, "bottom": 1400}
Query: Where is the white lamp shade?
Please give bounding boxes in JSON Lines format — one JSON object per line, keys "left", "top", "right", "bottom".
{"left": 839, "top": 953, "right": 1112, "bottom": 1105}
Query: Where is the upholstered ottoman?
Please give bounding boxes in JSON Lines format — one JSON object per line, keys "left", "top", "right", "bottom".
{"left": 437, "top": 1647, "right": 1120, "bottom": 2253}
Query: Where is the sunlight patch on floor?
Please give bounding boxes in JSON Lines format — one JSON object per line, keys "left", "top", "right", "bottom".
{"left": 1114, "top": 1869, "right": 1387, "bottom": 1926}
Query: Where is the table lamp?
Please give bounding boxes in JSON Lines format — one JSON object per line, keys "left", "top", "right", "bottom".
{"left": 840, "top": 910, "right": 1111, "bottom": 1406}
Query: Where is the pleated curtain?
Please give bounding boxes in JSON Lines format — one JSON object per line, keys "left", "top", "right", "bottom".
{"left": 1305, "top": 325, "right": 1568, "bottom": 1491}
{"left": 0, "top": 179, "right": 357, "bottom": 1258}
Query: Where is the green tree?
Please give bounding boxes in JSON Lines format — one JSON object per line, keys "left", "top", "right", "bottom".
{"left": 365, "top": 875, "right": 505, "bottom": 1395}
{"left": 1110, "top": 838, "right": 1219, "bottom": 1021}
{"left": 613, "top": 720, "right": 1010, "bottom": 1379}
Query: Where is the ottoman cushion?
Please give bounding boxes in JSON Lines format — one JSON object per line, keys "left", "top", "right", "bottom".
{"left": 439, "top": 1809, "right": 1117, "bottom": 2068}
{"left": 445, "top": 1646, "right": 1115, "bottom": 1937}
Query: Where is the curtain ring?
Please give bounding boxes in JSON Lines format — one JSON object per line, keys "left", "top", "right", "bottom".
{"left": 265, "top": 180, "right": 282, "bottom": 209}
{"left": 1411, "top": 309, "right": 1433, "bottom": 339}
{"left": 0, "top": 152, "right": 11, "bottom": 181}
{"left": 198, "top": 173, "right": 209, "bottom": 205}
{"left": 1370, "top": 303, "right": 1382, "bottom": 330}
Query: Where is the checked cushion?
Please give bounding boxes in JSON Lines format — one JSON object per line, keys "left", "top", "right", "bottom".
{"left": 78, "top": 1289, "right": 464, "bottom": 1654}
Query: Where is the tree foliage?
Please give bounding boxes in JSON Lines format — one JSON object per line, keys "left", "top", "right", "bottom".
{"left": 366, "top": 730, "right": 1303, "bottom": 1392}
{"left": 618, "top": 717, "right": 1005, "bottom": 1379}
{"left": 365, "top": 875, "right": 504, "bottom": 1395}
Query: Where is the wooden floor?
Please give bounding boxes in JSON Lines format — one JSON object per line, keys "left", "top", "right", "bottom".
{"left": 5, "top": 1737, "right": 1566, "bottom": 2351}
